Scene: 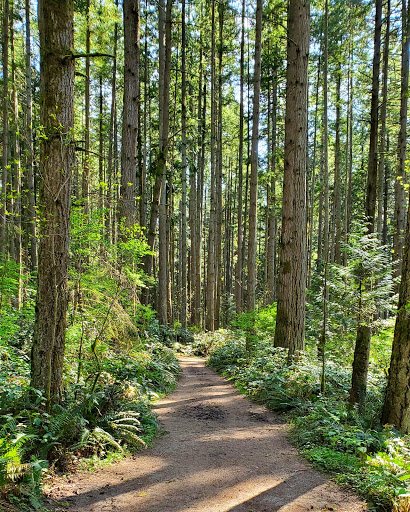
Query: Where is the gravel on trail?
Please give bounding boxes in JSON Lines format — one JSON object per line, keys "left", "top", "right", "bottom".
{"left": 49, "top": 356, "right": 368, "bottom": 512}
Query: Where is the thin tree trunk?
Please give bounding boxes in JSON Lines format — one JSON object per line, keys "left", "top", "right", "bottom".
{"left": 214, "top": 1, "right": 225, "bottom": 329}
{"left": 158, "top": 0, "right": 172, "bottom": 325}
{"left": 333, "top": 64, "right": 342, "bottom": 264}
{"left": 393, "top": 0, "right": 410, "bottom": 283}
{"left": 377, "top": 0, "right": 390, "bottom": 238}
{"left": 235, "top": 0, "right": 245, "bottom": 314}
{"left": 180, "top": 0, "right": 187, "bottom": 327}
{"left": 365, "top": 0, "right": 382, "bottom": 235}
{"left": 206, "top": 0, "right": 217, "bottom": 331}
{"left": 321, "top": 0, "right": 329, "bottom": 268}
{"left": 81, "top": 0, "right": 90, "bottom": 214}
{"left": 10, "top": 2, "right": 22, "bottom": 307}
{"left": 350, "top": 0, "right": 382, "bottom": 408}
{"left": 246, "top": 0, "right": 262, "bottom": 312}
{"left": 106, "top": 0, "right": 118, "bottom": 241}
{"left": 307, "top": 47, "right": 321, "bottom": 285}
{"left": 266, "top": 70, "right": 277, "bottom": 304}
{"left": 344, "top": 39, "right": 353, "bottom": 265}
{"left": 25, "top": 0, "right": 37, "bottom": 271}
{"left": 1, "top": 0, "right": 9, "bottom": 253}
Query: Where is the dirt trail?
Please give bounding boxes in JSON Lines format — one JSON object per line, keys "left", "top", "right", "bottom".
{"left": 50, "top": 356, "right": 367, "bottom": 512}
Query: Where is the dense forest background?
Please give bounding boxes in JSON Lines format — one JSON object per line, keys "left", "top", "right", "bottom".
{"left": 3, "top": 0, "right": 410, "bottom": 510}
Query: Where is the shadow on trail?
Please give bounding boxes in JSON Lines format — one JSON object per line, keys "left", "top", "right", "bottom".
{"left": 52, "top": 357, "right": 365, "bottom": 512}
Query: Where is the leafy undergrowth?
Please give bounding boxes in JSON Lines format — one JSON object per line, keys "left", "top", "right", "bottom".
{"left": 0, "top": 337, "right": 180, "bottom": 511}
{"left": 0, "top": 215, "right": 183, "bottom": 510}
{"left": 205, "top": 328, "right": 410, "bottom": 512}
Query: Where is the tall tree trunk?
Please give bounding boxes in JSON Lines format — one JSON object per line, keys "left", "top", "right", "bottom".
{"left": 119, "top": 0, "right": 140, "bottom": 230}
{"left": 143, "top": 0, "right": 172, "bottom": 294}
{"left": 10, "top": 2, "right": 22, "bottom": 307}
{"left": 377, "top": 0, "right": 390, "bottom": 238}
{"left": 321, "top": 0, "right": 329, "bottom": 268}
{"left": 214, "top": 1, "right": 225, "bottom": 329}
{"left": 25, "top": 0, "right": 37, "bottom": 271}
{"left": 274, "top": 0, "right": 309, "bottom": 355}
{"left": 382, "top": 188, "right": 410, "bottom": 432}
{"left": 31, "top": 0, "right": 75, "bottom": 408}
{"left": 81, "top": 0, "right": 91, "bottom": 215}
{"left": 1, "top": 0, "right": 9, "bottom": 253}
{"left": 344, "top": 38, "right": 354, "bottom": 265}
{"left": 266, "top": 70, "right": 277, "bottom": 304}
{"left": 393, "top": 0, "right": 410, "bottom": 284}
{"left": 180, "top": 0, "right": 187, "bottom": 327}
{"left": 157, "top": 0, "right": 172, "bottom": 324}
{"left": 307, "top": 47, "right": 321, "bottom": 286}
{"left": 235, "top": 0, "right": 246, "bottom": 314}
{"left": 206, "top": 0, "right": 217, "bottom": 331}
{"left": 106, "top": 0, "right": 118, "bottom": 241}
{"left": 365, "top": 0, "right": 382, "bottom": 235}
{"left": 99, "top": 76, "right": 104, "bottom": 213}
{"left": 140, "top": 0, "right": 149, "bottom": 230}
{"left": 246, "top": 0, "right": 262, "bottom": 312}
{"left": 333, "top": 64, "right": 342, "bottom": 264}
{"left": 350, "top": 0, "right": 382, "bottom": 408}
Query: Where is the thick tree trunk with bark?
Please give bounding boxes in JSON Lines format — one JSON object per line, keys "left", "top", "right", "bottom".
{"left": 274, "top": 0, "right": 309, "bottom": 354}
{"left": 31, "top": 0, "right": 75, "bottom": 408}
{"left": 119, "top": 0, "right": 140, "bottom": 230}
{"left": 382, "top": 194, "right": 410, "bottom": 432}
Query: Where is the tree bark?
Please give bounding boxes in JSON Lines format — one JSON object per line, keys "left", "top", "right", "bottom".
{"left": 266, "top": 70, "right": 277, "bottom": 304}
{"left": 180, "top": 0, "right": 187, "bottom": 328}
{"left": 25, "top": 0, "right": 37, "bottom": 271}
{"left": 246, "top": 0, "right": 262, "bottom": 312}
{"left": 393, "top": 0, "right": 410, "bottom": 284}
{"left": 31, "top": 0, "right": 75, "bottom": 408}
{"left": 206, "top": 0, "right": 217, "bottom": 331}
{"left": 1, "top": 0, "right": 9, "bottom": 253}
{"left": 81, "top": 0, "right": 91, "bottom": 215}
{"left": 274, "top": 0, "right": 309, "bottom": 354}
{"left": 333, "top": 64, "right": 342, "bottom": 264}
{"left": 377, "top": 0, "right": 390, "bottom": 238}
{"left": 235, "top": 0, "right": 246, "bottom": 314}
{"left": 365, "top": 0, "right": 382, "bottom": 234}
{"left": 157, "top": 0, "right": 172, "bottom": 325}
{"left": 119, "top": 0, "right": 140, "bottom": 230}
{"left": 382, "top": 191, "right": 410, "bottom": 432}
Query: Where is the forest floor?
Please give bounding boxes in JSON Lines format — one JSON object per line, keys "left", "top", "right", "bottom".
{"left": 48, "top": 356, "right": 368, "bottom": 512}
